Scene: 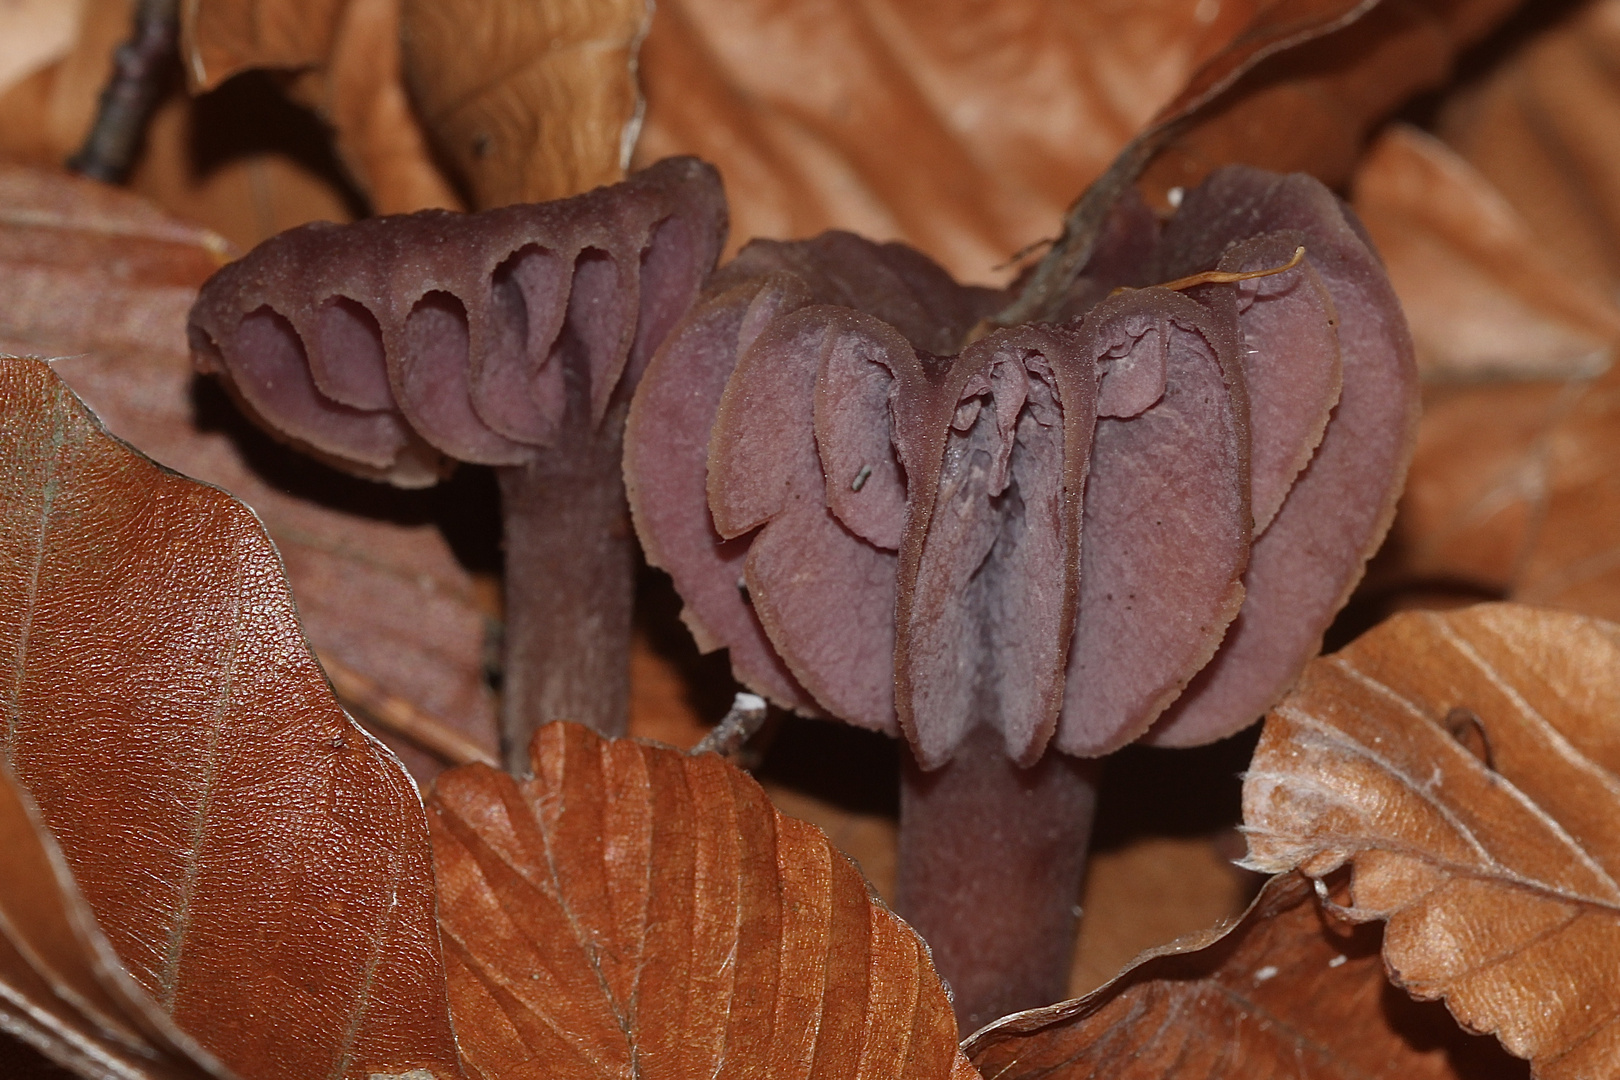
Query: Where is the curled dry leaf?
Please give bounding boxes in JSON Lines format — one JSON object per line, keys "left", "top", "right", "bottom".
{"left": 1351, "top": 124, "right": 1620, "bottom": 383}
{"left": 0, "top": 161, "right": 498, "bottom": 782}
{"left": 428, "top": 721, "right": 974, "bottom": 1080}
{"left": 0, "top": 0, "right": 364, "bottom": 251}
{"left": 965, "top": 872, "right": 1522, "bottom": 1078}
{"left": 0, "top": 356, "right": 462, "bottom": 1079}
{"left": 180, "top": 0, "right": 463, "bottom": 214}
{"left": 400, "top": 0, "right": 650, "bottom": 209}
{"left": 1244, "top": 603, "right": 1620, "bottom": 1078}
{"left": 1136, "top": 0, "right": 1522, "bottom": 206}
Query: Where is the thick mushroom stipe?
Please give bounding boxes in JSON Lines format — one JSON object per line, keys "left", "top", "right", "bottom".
{"left": 188, "top": 158, "right": 728, "bottom": 764}
{"left": 897, "top": 727, "right": 1099, "bottom": 1034}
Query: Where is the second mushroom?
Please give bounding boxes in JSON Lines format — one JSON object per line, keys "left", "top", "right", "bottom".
{"left": 627, "top": 166, "right": 1418, "bottom": 1030}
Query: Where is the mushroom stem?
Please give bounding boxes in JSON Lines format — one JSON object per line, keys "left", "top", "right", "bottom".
{"left": 495, "top": 411, "right": 634, "bottom": 769}
{"left": 895, "top": 726, "right": 1100, "bottom": 1033}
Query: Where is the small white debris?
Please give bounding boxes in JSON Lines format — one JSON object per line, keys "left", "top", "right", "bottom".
{"left": 734, "top": 692, "right": 767, "bottom": 713}
{"left": 1167, "top": 186, "right": 1185, "bottom": 208}
{"left": 1328, "top": 954, "right": 1347, "bottom": 968}
{"left": 1071, "top": 905, "right": 1083, "bottom": 918}
{"left": 1254, "top": 965, "right": 1279, "bottom": 983}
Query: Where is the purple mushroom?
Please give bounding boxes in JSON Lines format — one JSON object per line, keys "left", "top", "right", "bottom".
{"left": 187, "top": 158, "right": 728, "bottom": 770}
{"left": 626, "top": 166, "right": 1417, "bottom": 1029}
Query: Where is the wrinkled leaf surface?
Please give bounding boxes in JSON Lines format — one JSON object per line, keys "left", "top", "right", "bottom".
{"left": 1245, "top": 603, "right": 1620, "bottom": 1078}
{"left": 0, "top": 356, "right": 462, "bottom": 1080}
{"left": 429, "top": 722, "right": 972, "bottom": 1080}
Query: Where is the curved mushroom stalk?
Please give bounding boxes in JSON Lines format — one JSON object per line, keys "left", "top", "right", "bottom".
{"left": 627, "top": 167, "right": 1416, "bottom": 1028}
{"left": 187, "top": 158, "right": 728, "bottom": 769}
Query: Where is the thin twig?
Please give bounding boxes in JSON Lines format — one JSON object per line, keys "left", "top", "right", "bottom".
{"left": 690, "top": 692, "right": 769, "bottom": 758}
{"left": 67, "top": 0, "right": 180, "bottom": 184}
{"left": 323, "top": 657, "right": 500, "bottom": 769}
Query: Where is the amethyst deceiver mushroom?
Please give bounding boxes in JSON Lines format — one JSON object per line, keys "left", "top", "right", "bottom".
{"left": 187, "top": 158, "right": 727, "bottom": 770}
{"left": 626, "top": 166, "right": 1417, "bottom": 1029}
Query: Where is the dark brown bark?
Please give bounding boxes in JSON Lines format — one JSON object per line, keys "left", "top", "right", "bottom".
{"left": 496, "top": 407, "right": 634, "bottom": 770}
{"left": 896, "top": 727, "right": 1100, "bottom": 1034}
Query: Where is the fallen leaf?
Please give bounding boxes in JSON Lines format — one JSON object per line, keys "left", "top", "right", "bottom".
{"left": 180, "top": 0, "right": 463, "bottom": 214}
{"left": 428, "top": 721, "right": 974, "bottom": 1079}
{"left": 1244, "top": 603, "right": 1620, "bottom": 1078}
{"left": 635, "top": 0, "right": 1251, "bottom": 281}
{"left": 965, "top": 871, "right": 1524, "bottom": 1078}
{"left": 0, "top": 0, "right": 365, "bottom": 250}
{"left": 1435, "top": 0, "right": 1620, "bottom": 291}
{"left": 0, "top": 0, "right": 84, "bottom": 101}
{"left": 0, "top": 162, "right": 498, "bottom": 782}
{"left": 0, "top": 759, "right": 229, "bottom": 1079}
{"left": 1386, "top": 363, "right": 1620, "bottom": 622}
{"left": 1066, "top": 835, "right": 1254, "bottom": 997}
{"left": 0, "top": 355, "right": 463, "bottom": 1079}
{"left": 1351, "top": 124, "right": 1620, "bottom": 382}
{"left": 400, "top": 0, "right": 650, "bottom": 208}
{"left": 1138, "top": 0, "right": 1523, "bottom": 205}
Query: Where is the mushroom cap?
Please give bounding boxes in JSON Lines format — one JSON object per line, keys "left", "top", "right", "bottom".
{"left": 187, "top": 157, "right": 728, "bottom": 487}
{"left": 630, "top": 166, "right": 1416, "bottom": 768}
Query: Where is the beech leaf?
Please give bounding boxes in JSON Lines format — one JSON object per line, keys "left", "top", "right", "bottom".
{"left": 0, "top": 758, "right": 230, "bottom": 1080}
{"left": 1136, "top": 0, "right": 1521, "bottom": 203}
{"left": 1244, "top": 603, "right": 1620, "bottom": 1077}
{"left": 1389, "top": 362, "right": 1620, "bottom": 621}
{"left": 0, "top": 355, "right": 462, "bottom": 1080}
{"left": 964, "top": 871, "right": 1523, "bottom": 1079}
{"left": 1351, "top": 124, "right": 1620, "bottom": 383}
{"left": 400, "top": 0, "right": 650, "bottom": 209}
{"left": 1434, "top": 0, "right": 1620, "bottom": 294}
{"left": 428, "top": 721, "right": 974, "bottom": 1080}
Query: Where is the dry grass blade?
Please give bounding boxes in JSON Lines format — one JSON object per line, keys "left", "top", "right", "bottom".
{"left": 966, "top": 872, "right": 1522, "bottom": 1079}
{"left": 1244, "top": 603, "right": 1620, "bottom": 1078}
{"left": 428, "top": 721, "right": 974, "bottom": 1080}
{"left": 0, "top": 356, "right": 463, "bottom": 1080}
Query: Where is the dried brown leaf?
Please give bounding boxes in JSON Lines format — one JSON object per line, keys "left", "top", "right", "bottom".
{"left": 1388, "top": 363, "right": 1620, "bottom": 621}
{"left": 966, "top": 871, "right": 1523, "bottom": 1078}
{"left": 1352, "top": 124, "right": 1620, "bottom": 382}
{"left": 1436, "top": 0, "right": 1620, "bottom": 291}
{"left": 1139, "top": 0, "right": 1522, "bottom": 203}
{"left": 1244, "top": 603, "right": 1620, "bottom": 1078}
{"left": 0, "top": 759, "right": 230, "bottom": 1080}
{"left": 400, "top": 0, "right": 649, "bottom": 209}
{"left": 0, "top": 0, "right": 83, "bottom": 100}
{"left": 0, "top": 0, "right": 366, "bottom": 251}
{"left": 635, "top": 0, "right": 1250, "bottom": 281}
{"left": 428, "top": 721, "right": 974, "bottom": 1080}
{"left": 0, "top": 162, "right": 498, "bottom": 784}
{"left": 0, "top": 356, "right": 463, "bottom": 1079}
{"left": 180, "top": 0, "right": 462, "bottom": 214}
